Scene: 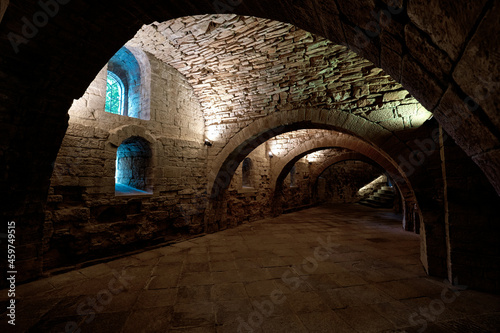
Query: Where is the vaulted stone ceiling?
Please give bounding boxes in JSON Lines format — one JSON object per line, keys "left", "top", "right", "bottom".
{"left": 268, "top": 129, "right": 349, "bottom": 156}
{"left": 128, "top": 15, "right": 431, "bottom": 140}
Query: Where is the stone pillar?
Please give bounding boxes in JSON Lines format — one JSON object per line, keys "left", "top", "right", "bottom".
{"left": 0, "top": 0, "right": 8, "bottom": 23}
{"left": 403, "top": 120, "right": 448, "bottom": 278}
{"left": 442, "top": 129, "right": 500, "bottom": 292}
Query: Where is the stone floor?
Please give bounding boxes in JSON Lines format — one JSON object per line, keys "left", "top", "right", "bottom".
{"left": 2, "top": 204, "right": 499, "bottom": 332}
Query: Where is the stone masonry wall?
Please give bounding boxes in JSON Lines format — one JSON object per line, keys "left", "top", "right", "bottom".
{"left": 2, "top": 0, "right": 499, "bottom": 289}
{"left": 44, "top": 51, "right": 207, "bottom": 270}
{"left": 442, "top": 133, "right": 500, "bottom": 292}
{"left": 281, "top": 159, "right": 312, "bottom": 211}
{"left": 224, "top": 145, "right": 273, "bottom": 227}
{"left": 221, "top": 132, "right": 362, "bottom": 224}
{"left": 129, "top": 15, "right": 431, "bottom": 186}
{"left": 317, "top": 160, "right": 384, "bottom": 203}
{"left": 223, "top": 151, "right": 313, "bottom": 225}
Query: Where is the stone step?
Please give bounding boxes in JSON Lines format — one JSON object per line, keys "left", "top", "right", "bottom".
{"left": 368, "top": 195, "right": 394, "bottom": 201}
{"left": 377, "top": 191, "right": 393, "bottom": 196}
{"left": 358, "top": 200, "right": 393, "bottom": 209}
{"left": 358, "top": 185, "right": 395, "bottom": 209}
{"left": 365, "top": 198, "right": 392, "bottom": 206}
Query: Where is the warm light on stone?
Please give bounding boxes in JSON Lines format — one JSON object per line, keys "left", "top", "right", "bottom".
{"left": 1, "top": 2, "right": 499, "bottom": 312}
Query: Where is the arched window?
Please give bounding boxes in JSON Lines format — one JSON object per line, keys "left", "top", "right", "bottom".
{"left": 289, "top": 165, "right": 296, "bottom": 187}
{"left": 105, "top": 46, "right": 151, "bottom": 120}
{"left": 242, "top": 158, "right": 252, "bottom": 188}
{"left": 105, "top": 71, "right": 125, "bottom": 115}
{"left": 115, "top": 136, "right": 152, "bottom": 195}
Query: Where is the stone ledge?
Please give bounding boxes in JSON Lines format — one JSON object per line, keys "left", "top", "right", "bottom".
{"left": 238, "top": 187, "right": 258, "bottom": 194}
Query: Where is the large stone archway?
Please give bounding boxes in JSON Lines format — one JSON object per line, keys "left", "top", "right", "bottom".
{"left": 269, "top": 133, "right": 411, "bottom": 194}
{"left": 1, "top": 1, "right": 498, "bottom": 285}
{"left": 310, "top": 151, "right": 372, "bottom": 181}
{"left": 267, "top": 134, "right": 418, "bottom": 233}
{"left": 207, "top": 111, "right": 418, "bottom": 199}
{"left": 205, "top": 124, "right": 426, "bottom": 263}
{"left": 272, "top": 148, "right": 416, "bottom": 233}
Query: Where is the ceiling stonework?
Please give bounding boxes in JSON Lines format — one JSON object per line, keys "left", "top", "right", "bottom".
{"left": 128, "top": 15, "right": 431, "bottom": 141}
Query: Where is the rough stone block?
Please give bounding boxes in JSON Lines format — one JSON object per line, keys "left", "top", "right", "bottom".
{"left": 54, "top": 208, "right": 90, "bottom": 223}
{"left": 401, "top": 55, "right": 443, "bottom": 111}
{"left": 407, "top": 0, "right": 488, "bottom": 60}
{"left": 405, "top": 23, "right": 452, "bottom": 82}
{"left": 453, "top": 1, "right": 500, "bottom": 131}
{"left": 434, "top": 86, "right": 499, "bottom": 156}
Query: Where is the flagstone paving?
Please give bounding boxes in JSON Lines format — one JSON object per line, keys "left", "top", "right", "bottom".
{"left": 1, "top": 204, "right": 499, "bottom": 332}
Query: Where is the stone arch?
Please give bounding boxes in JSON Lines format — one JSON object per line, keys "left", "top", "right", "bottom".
{"left": 123, "top": 45, "right": 152, "bottom": 120}
{"left": 273, "top": 147, "right": 414, "bottom": 229}
{"left": 108, "top": 124, "right": 156, "bottom": 147}
{"left": 115, "top": 136, "right": 153, "bottom": 194}
{"left": 105, "top": 45, "right": 151, "bottom": 120}
{"left": 311, "top": 152, "right": 373, "bottom": 181}
{"left": 241, "top": 157, "right": 253, "bottom": 188}
{"left": 108, "top": 125, "right": 158, "bottom": 194}
{"left": 1, "top": 2, "right": 497, "bottom": 209}
{"left": 311, "top": 149, "right": 423, "bottom": 234}
{"left": 268, "top": 134, "right": 415, "bottom": 211}
{"left": 208, "top": 110, "right": 413, "bottom": 199}
{"left": 1, "top": 1, "right": 499, "bottom": 285}
{"left": 271, "top": 137, "right": 406, "bottom": 193}
{"left": 206, "top": 123, "right": 419, "bottom": 227}
{"left": 207, "top": 124, "right": 421, "bottom": 238}
{"left": 270, "top": 135, "right": 405, "bottom": 190}
{"left": 310, "top": 152, "right": 384, "bottom": 195}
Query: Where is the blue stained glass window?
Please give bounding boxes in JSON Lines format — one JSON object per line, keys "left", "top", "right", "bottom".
{"left": 105, "top": 71, "right": 124, "bottom": 115}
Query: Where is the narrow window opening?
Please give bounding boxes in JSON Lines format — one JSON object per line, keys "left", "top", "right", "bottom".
{"left": 105, "top": 71, "right": 125, "bottom": 115}
{"left": 242, "top": 158, "right": 253, "bottom": 188}
{"left": 115, "top": 136, "right": 152, "bottom": 195}
{"left": 104, "top": 46, "right": 150, "bottom": 119}
{"left": 289, "top": 165, "right": 297, "bottom": 187}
